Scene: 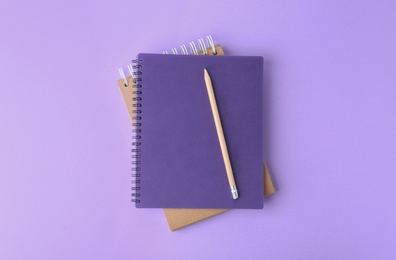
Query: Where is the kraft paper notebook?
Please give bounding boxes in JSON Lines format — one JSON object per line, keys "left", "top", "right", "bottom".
{"left": 118, "top": 38, "right": 275, "bottom": 230}
{"left": 130, "top": 53, "right": 264, "bottom": 209}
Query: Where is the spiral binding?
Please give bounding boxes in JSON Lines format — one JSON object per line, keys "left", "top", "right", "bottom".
{"left": 130, "top": 59, "right": 143, "bottom": 203}
{"left": 118, "top": 36, "right": 217, "bottom": 86}
{"left": 164, "top": 35, "right": 217, "bottom": 56}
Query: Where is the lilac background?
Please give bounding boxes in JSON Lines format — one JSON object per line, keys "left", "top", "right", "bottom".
{"left": 1, "top": 0, "right": 395, "bottom": 259}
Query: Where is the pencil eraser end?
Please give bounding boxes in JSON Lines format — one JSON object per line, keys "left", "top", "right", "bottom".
{"left": 231, "top": 186, "right": 239, "bottom": 200}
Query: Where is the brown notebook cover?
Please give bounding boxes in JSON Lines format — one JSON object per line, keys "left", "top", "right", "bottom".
{"left": 118, "top": 43, "right": 275, "bottom": 231}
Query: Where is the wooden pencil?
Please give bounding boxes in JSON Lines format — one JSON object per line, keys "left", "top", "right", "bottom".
{"left": 204, "top": 68, "right": 239, "bottom": 199}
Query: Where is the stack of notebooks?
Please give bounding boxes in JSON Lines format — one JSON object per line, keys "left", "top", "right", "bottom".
{"left": 118, "top": 36, "right": 275, "bottom": 231}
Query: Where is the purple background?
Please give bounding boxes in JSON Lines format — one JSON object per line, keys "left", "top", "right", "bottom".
{"left": 1, "top": 0, "right": 395, "bottom": 259}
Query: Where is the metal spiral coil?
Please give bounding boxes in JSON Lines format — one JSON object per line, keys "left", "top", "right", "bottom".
{"left": 163, "top": 35, "right": 217, "bottom": 56}
{"left": 131, "top": 58, "right": 143, "bottom": 203}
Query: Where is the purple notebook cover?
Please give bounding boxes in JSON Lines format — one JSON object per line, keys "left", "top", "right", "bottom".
{"left": 134, "top": 53, "right": 263, "bottom": 209}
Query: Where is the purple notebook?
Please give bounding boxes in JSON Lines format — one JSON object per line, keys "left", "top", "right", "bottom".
{"left": 133, "top": 53, "right": 264, "bottom": 209}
